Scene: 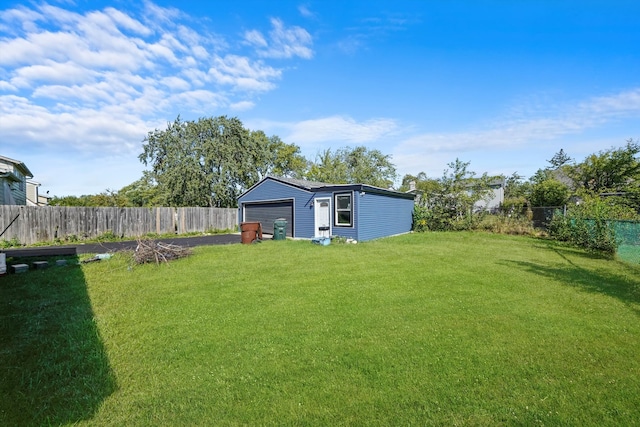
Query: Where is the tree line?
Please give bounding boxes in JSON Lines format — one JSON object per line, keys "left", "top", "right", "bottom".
{"left": 50, "top": 115, "right": 639, "bottom": 230}
{"left": 403, "top": 141, "right": 639, "bottom": 256}
{"left": 406, "top": 141, "right": 639, "bottom": 233}
{"left": 51, "top": 115, "right": 396, "bottom": 208}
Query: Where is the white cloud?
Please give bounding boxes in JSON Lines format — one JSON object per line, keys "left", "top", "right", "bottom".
{"left": 38, "top": 4, "right": 82, "bottom": 27}
{"left": 33, "top": 83, "right": 117, "bottom": 104}
{"left": 103, "top": 7, "right": 153, "bottom": 36}
{"left": 0, "top": 2, "right": 317, "bottom": 196}
{"left": 142, "top": 1, "right": 183, "bottom": 27}
{"left": 0, "top": 1, "right": 312, "bottom": 165}
{"left": 160, "top": 76, "right": 191, "bottom": 91}
{"left": 191, "top": 45, "right": 209, "bottom": 60}
{"left": 0, "top": 95, "right": 146, "bottom": 154}
{"left": 578, "top": 88, "right": 640, "bottom": 118}
{"left": 0, "top": 31, "right": 84, "bottom": 66}
{"left": 230, "top": 100, "right": 255, "bottom": 111}
{"left": 391, "top": 88, "right": 640, "bottom": 177}
{"left": 208, "top": 55, "right": 281, "bottom": 91}
{"left": 13, "top": 61, "right": 95, "bottom": 86}
{"left": 0, "top": 80, "right": 16, "bottom": 91}
{"left": 244, "top": 29, "right": 268, "bottom": 48}
{"left": 288, "top": 116, "right": 399, "bottom": 144}
{"left": 401, "top": 88, "right": 640, "bottom": 155}
{"left": 336, "top": 36, "right": 365, "bottom": 55}
{"left": 0, "top": 5, "right": 44, "bottom": 33}
{"left": 298, "top": 4, "right": 316, "bottom": 19}
{"left": 169, "top": 90, "right": 227, "bottom": 113}
{"left": 244, "top": 18, "right": 313, "bottom": 59}
{"left": 335, "top": 13, "right": 418, "bottom": 55}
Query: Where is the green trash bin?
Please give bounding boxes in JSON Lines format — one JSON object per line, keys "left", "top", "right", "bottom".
{"left": 273, "top": 218, "right": 287, "bottom": 240}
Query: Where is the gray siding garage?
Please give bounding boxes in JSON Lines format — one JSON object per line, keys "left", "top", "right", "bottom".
{"left": 242, "top": 199, "right": 294, "bottom": 236}
{"left": 238, "top": 177, "right": 415, "bottom": 242}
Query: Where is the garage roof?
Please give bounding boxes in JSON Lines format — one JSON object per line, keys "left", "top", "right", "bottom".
{"left": 241, "top": 176, "right": 415, "bottom": 200}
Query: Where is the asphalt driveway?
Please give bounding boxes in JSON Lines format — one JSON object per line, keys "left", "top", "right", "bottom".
{"left": 2, "top": 234, "right": 241, "bottom": 258}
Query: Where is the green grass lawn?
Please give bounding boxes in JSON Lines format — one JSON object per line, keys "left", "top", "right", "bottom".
{"left": 2, "top": 232, "right": 640, "bottom": 426}
{"left": 618, "top": 244, "right": 640, "bottom": 265}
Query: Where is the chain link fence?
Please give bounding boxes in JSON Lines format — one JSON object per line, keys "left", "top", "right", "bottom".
{"left": 612, "top": 220, "right": 640, "bottom": 265}
{"left": 529, "top": 206, "right": 564, "bottom": 228}
{"left": 505, "top": 206, "right": 639, "bottom": 264}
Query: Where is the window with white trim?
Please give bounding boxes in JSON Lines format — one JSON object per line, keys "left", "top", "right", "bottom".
{"left": 334, "top": 192, "right": 352, "bottom": 226}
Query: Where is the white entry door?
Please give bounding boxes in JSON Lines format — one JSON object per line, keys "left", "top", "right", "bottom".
{"left": 314, "top": 197, "right": 331, "bottom": 237}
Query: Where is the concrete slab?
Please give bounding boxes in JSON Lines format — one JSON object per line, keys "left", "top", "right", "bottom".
{"left": 11, "top": 264, "right": 29, "bottom": 273}
{"left": 32, "top": 261, "right": 49, "bottom": 269}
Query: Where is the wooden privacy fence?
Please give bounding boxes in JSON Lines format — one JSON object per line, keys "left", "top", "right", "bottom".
{"left": 0, "top": 206, "right": 238, "bottom": 245}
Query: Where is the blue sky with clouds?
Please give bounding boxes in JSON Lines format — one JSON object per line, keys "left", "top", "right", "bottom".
{"left": 1, "top": 0, "right": 639, "bottom": 197}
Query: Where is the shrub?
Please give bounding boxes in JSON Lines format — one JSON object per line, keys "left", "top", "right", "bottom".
{"left": 0, "top": 237, "right": 21, "bottom": 248}
{"left": 530, "top": 179, "right": 570, "bottom": 207}
{"left": 412, "top": 205, "right": 430, "bottom": 232}
{"left": 96, "top": 230, "right": 120, "bottom": 241}
{"left": 411, "top": 159, "right": 495, "bottom": 232}
{"left": 501, "top": 197, "right": 528, "bottom": 217}
{"left": 477, "top": 215, "right": 538, "bottom": 236}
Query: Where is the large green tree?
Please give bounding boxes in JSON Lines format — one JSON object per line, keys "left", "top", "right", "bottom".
{"left": 49, "top": 190, "right": 129, "bottom": 207}
{"left": 118, "top": 171, "right": 164, "bottom": 207}
{"left": 306, "top": 146, "right": 397, "bottom": 188}
{"left": 565, "top": 140, "right": 640, "bottom": 213}
{"left": 252, "top": 132, "right": 308, "bottom": 180}
{"left": 139, "top": 116, "right": 301, "bottom": 207}
{"left": 529, "top": 179, "right": 570, "bottom": 207}
{"left": 547, "top": 148, "right": 573, "bottom": 169}
{"left": 399, "top": 172, "right": 440, "bottom": 194}
{"left": 568, "top": 140, "right": 639, "bottom": 194}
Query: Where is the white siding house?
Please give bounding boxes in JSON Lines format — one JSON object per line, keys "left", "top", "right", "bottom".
{"left": 27, "top": 180, "right": 50, "bottom": 206}
{"left": 0, "top": 155, "right": 34, "bottom": 205}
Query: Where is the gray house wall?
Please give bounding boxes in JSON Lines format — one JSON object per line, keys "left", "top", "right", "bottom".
{"left": 0, "top": 156, "right": 33, "bottom": 206}
{"left": 357, "top": 191, "right": 415, "bottom": 241}
{"left": 474, "top": 185, "right": 504, "bottom": 213}
{"left": 238, "top": 178, "right": 314, "bottom": 237}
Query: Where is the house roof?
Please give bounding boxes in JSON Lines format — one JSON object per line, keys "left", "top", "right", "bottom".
{"left": 0, "top": 155, "right": 34, "bottom": 179}
{"left": 549, "top": 168, "right": 575, "bottom": 189}
{"left": 271, "top": 176, "right": 334, "bottom": 190}
{"left": 241, "top": 176, "right": 415, "bottom": 200}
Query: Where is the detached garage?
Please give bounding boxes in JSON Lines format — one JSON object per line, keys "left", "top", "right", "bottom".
{"left": 237, "top": 176, "right": 415, "bottom": 241}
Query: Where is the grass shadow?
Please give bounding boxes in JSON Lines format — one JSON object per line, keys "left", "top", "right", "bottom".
{"left": 0, "top": 253, "right": 117, "bottom": 425}
{"left": 501, "top": 242, "right": 640, "bottom": 315}
{"left": 531, "top": 239, "right": 612, "bottom": 261}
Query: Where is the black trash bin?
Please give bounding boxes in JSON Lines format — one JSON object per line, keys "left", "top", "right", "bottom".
{"left": 273, "top": 218, "right": 287, "bottom": 240}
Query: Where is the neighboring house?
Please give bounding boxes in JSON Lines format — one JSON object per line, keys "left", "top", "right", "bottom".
{"left": 26, "top": 180, "right": 51, "bottom": 206}
{"left": 409, "top": 178, "right": 506, "bottom": 213}
{"left": 237, "top": 176, "right": 416, "bottom": 242}
{"left": 0, "top": 155, "right": 33, "bottom": 205}
{"left": 549, "top": 168, "right": 575, "bottom": 190}
{"left": 473, "top": 177, "right": 506, "bottom": 213}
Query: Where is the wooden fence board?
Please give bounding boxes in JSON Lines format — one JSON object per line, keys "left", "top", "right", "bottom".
{"left": 176, "top": 207, "right": 237, "bottom": 234}
{"left": 0, "top": 206, "right": 237, "bottom": 245}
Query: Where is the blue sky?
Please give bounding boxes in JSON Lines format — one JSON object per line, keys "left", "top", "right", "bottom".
{"left": 1, "top": 0, "right": 639, "bottom": 197}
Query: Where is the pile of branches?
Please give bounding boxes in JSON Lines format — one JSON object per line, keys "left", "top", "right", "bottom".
{"left": 134, "top": 238, "right": 193, "bottom": 264}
